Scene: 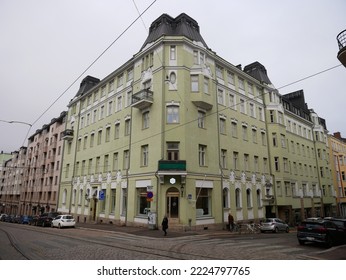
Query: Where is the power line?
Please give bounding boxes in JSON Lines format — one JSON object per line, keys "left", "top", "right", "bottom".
{"left": 27, "top": 0, "right": 158, "bottom": 133}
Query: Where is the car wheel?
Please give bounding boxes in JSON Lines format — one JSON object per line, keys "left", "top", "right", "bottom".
{"left": 285, "top": 227, "right": 289, "bottom": 233}
{"left": 58, "top": 223, "right": 62, "bottom": 229}
{"left": 274, "top": 227, "right": 279, "bottom": 233}
{"left": 298, "top": 240, "right": 305, "bottom": 245}
{"left": 42, "top": 222, "right": 45, "bottom": 227}
{"left": 51, "top": 223, "right": 54, "bottom": 228}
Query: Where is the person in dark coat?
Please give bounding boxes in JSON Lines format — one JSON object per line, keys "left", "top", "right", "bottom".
{"left": 161, "top": 215, "right": 168, "bottom": 236}
{"left": 228, "top": 212, "right": 234, "bottom": 231}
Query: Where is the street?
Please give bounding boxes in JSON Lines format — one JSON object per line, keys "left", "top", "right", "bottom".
{"left": 0, "top": 222, "right": 345, "bottom": 260}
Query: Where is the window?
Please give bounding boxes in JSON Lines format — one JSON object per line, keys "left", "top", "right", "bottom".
{"left": 142, "top": 111, "right": 150, "bottom": 129}
{"left": 227, "top": 71, "right": 235, "bottom": 88}
{"left": 238, "top": 78, "right": 245, "bottom": 94}
{"left": 88, "top": 159, "right": 93, "bottom": 175}
{"left": 109, "top": 80, "right": 114, "bottom": 93}
{"left": 123, "top": 150, "right": 129, "bottom": 170}
{"left": 199, "top": 145, "right": 207, "bottom": 166}
{"left": 221, "top": 149, "right": 227, "bottom": 168}
{"left": 141, "top": 145, "right": 149, "bottom": 166}
{"left": 93, "top": 109, "right": 97, "bottom": 123}
{"left": 244, "top": 154, "right": 249, "bottom": 171}
{"left": 240, "top": 99, "right": 246, "bottom": 114}
{"left": 99, "top": 105, "right": 105, "bottom": 120}
{"left": 105, "top": 127, "right": 111, "bottom": 142}
{"left": 167, "top": 142, "right": 179, "bottom": 160}
{"left": 235, "top": 188, "right": 241, "bottom": 208}
{"left": 126, "top": 90, "right": 132, "bottom": 107}
{"left": 113, "top": 153, "right": 118, "bottom": 171}
{"left": 247, "top": 82, "right": 253, "bottom": 95}
{"left": 104, "top": 154, "right": 109, "bottom": 172}
{"left": 256, "top": 189, "right": 262, "bottom": 207}
{"left": 216, "top": 65, "right": 223, "bottom": 79}
{"left": 204, "top": 77, "right": 209, "bottom": 94}
{"left": 107, "top": 101, "right": 113, "bottom": 116}
{"left": 170, "top": 45, "right": 176, "bottom": 60}
{"left": 219, "top": 118, "right": 226, "bottom": 134}
{"left": 117, "top": 73, "right": 124, "bottom": 87}
{"left": 229, "top": 94, "right": 236, "bottom": 109}
{"left": 252, "top": 129, "right": 257, "bottom": 143}
{"left": 97, "top": 130, "right": 102, "bottom": 145}
{"left": 242, "top": 125, "right": 248, "bottom": 141}
{"left": 125, "top": 119, "right": 131, "bottom": 136}
{"left": 217, "top": 88, "right": 224, "bottom": 105}
{"left": 274, "top": 157, "right": 280, "bottom": 171}
{"left": 101, "top": 86, "right": 106, "bottom": 97}
{"left": 127, "top": 68, "right": 133, "bottom": 81}
{"left": 111, "top": 189, "right": 116, "bottom": 213}
{"left": 233, "top": 152, "right": 239, "bottom": 170}
{"left": 167, "top": 105, "right": 179, "bottom": 123}
{"left": 83, "top": 136, "right": 88, "bottom": 149}
{"left": 196, "top": 188, "right": 211, "bottom": 216}
{"left": 95, "top": 157, "right": 101, "bottom": 174}
{"left": 137, "top": 187, "right": 150, "bottom": 215}
{"left": 272, "top": 133, "right": 278, "bottom": 147}
{"left": 116, "top": 95, "right": 122, "bottom": 111}
{"left": 114, "top": 123, "right": 120, "bottom": 139}
{"left": 249, "top": 103, "right": 255, "bottom": 118}
{"left": 246, "top": 189, "right": 252, "bottom": 208}
{"left": 191, "top": 75, "right": 199, "bottom": 92}
{"left": 198, "top": 110, "right": 206, "bottom": 128}
{"left": 231, "top": 122, "right": 238, "bottom": 138}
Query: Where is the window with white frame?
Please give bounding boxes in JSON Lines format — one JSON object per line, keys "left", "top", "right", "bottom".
{"left": 246, "top": 189, "right": 252, "bottom": 208}
{"left": 204, "top": 77, "right": 209, "bottom": 94}
{"left": 216, "top": 65, "right": 223, "bottom": 79}
{"left": 233, "top": 152, "right": 239, "bottom": 170}
{"left": 198, "top": 110, "right": 206, "bottom": 128}
{"left": 229, "top": 93, "right": 236, "bottom": 110}
{"left": 231, "top": 122, "right": 238, "bottom": 138}
{"left": 125, "top": 119, "right": 131, "bottom": 136}
{"left": 196, "top": 187, "right": 212, "bottom": 216}
{"left": 114, "top": 123, "right": 120, "bottom": 139}
{"left": 191, "top": 75, "right": 199, "bottom": 92}
{"left": 199, "top": 144, "right": 207, "bottom": 166}
{"left": 219, "top": 117, "right": 226, "bottom": 134}
{"left": 109, "top": 80, "right": 114, "bottom": 93}
{"left": 167, "top": 105, "right": 179, "bottom": 123}
{"left": 235, "top": 188, "right": 241, "bottom": 208}
{"left": 238, "top": 78, "right": 245, "bottom": 94}
{"left": 221, "top": 149, "right": 227, "bottom": 168}
{"left": 227, "top": 71, "right": 235, "bottom": 89}
{"left": 170, "top": 45, "right": 176, "bottom": 60}
{"left": 217, "top": 88, "right": 224, "bottom": 105}
{"left": 116, "top": 96, "right": 122, "bottom": 111}
{"left": 141, "top": 145, "right": 149, "bottom": 166}
{"left": 142, "top": 111, "right": 149, "bottom": 129}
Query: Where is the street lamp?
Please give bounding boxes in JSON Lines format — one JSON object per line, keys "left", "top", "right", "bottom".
{"left": 0, "top": 120, "right": 32, "bottom": 127}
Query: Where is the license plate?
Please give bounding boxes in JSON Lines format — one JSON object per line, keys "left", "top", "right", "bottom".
{"left": 307, "top": 237, "right": 314, "bottom": 241}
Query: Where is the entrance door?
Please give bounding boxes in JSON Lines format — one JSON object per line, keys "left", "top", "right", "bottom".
{"left": 166, "top": 188, "right": 179, "bottom": 218}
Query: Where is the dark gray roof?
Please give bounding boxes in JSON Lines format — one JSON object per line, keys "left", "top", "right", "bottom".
{"left": 141, "top": 13, "right": 208, "bottom": 50}
{"left": 75, "top": 75, "right": 100, "bottom": 97}
{"left": 243, "top": 61, "right": 272, "bottom": 85}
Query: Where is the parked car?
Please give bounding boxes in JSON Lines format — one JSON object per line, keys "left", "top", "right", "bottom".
{"left": 20, "top": 215, "right": 33, "bottom": 224}
{"left": 260, "top": 218, "right": 290, "bottom": 233}
{"left": 323, "top": 217, "right": 346, "bottom": 240}
{"left": 297, "top": 219, "right": 345, "bottom": 248}
{"left": 51, "top": 215, "right": 76, "bottom": 229}
{"left": 36, "top": 212, "right": 61, "bottom": 227}
{"left": 0, "top": 214, "right": 8, "bottom": 221}
{"left": 13, "top": 215, "right": 21, "bottom": 223}
{"left": 4, "top": 215, "right": 15, "bottom": 223}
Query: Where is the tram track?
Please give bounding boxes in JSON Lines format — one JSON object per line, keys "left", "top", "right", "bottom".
{"left": 0, "top": 223, "right": 223, "bottom": 260}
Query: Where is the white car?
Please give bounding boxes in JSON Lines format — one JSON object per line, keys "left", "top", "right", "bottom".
{"left": 51, "top": 215, "right": 76, "bottom": 229}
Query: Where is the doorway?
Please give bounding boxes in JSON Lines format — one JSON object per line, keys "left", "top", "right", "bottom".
{"left": 166, "top": 187, "right": 179, "bottom": 219}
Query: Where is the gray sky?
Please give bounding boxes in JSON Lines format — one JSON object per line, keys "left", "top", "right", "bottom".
{"left": 1, "top": 0, "right": 345, "bottom": 153}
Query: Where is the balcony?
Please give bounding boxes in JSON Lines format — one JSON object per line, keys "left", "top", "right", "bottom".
{"left": 131, "top": 89, "right": 153, "bottom": 110}
{"left": 62, "top": 129, "right": 74, "bottom": 141}
{"left": 337, "top": 29, "right": 346, "bottom": 67}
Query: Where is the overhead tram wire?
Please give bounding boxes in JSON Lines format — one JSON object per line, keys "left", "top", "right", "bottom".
{"left": 22, "top": 0, "right": 157, "bottom": 143}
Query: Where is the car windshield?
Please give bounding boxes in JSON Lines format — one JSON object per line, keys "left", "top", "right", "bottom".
{"left": 263, "top": 219, "right": 273, "bottom": 223}
{"left": 63, "top": 215, "right": 73, "bottom": 219}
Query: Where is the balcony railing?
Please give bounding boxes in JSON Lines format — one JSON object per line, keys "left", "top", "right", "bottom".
{"left": 337, "top": 29, "right": 346, "bottom": 67}
{"left": 158, "top": 160, "right": 186, "bottom": 171}
{"left": 131, "top": 89, "right": 153, "bottom": 110}
{"left": 61, "top": 129, "right": 74, "bottom": 141}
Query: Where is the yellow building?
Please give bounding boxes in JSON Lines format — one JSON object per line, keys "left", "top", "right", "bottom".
{"left": 329, "top": 132, "right": 346, "bottom": 217}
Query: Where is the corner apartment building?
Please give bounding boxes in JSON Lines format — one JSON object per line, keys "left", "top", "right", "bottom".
{"left": 58, "top": 13, "right": 274, "bottom": 230}
{"left": 21, "top": 112, "right": 66, "bottom": 215}
{"left": 329, "top": 132, "right": 346, "bottom": 217}
{"left": 0, "top": 147, "right": 27, "bottom": 215}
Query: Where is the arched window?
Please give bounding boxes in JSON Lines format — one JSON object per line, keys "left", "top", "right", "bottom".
{"left": 246, "top": 189, "right": 252, "bottom": 208}
{"left": 235, "top": 188, "right": 241, "bottom": 208}
{"left": 223, "top": 188, "right": 229, "bottom": 208}
{"left": 256, "top": 189, "right": 262, "bottom": 207}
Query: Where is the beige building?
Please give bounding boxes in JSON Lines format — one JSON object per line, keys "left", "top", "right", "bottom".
{"left": 329, "top": 132, "right": 346, "bottom": 217}
{"left": 21, "top": 112, "right": 67, "bottom": 215}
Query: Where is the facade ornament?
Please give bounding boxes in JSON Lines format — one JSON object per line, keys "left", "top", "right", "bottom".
{"left": 229, "top": 170, "right": 235, "bottom": 184}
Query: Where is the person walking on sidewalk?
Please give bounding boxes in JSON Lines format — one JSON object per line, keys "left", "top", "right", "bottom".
{"left": 228, "top": 211, "right": 234, "bottom": 231}
{"left": 161, "top": 215, "right": 168, "bottom": 236}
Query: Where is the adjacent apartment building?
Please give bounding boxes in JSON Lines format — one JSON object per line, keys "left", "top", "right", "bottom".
{"left": 329, "top": 132, "right": 346, "bottom": 217}
{"left": 58, "top": 13, "right": 334, "bottom": 230}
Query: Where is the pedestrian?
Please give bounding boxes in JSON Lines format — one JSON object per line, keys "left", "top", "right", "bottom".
{"left": 161, "top": 215, "right": 168, "bottom": 236}
{"left": 228, "top": 211, "right": 234, "bottom": 231}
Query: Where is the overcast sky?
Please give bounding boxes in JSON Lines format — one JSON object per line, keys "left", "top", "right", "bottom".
{"left": 0, "top": 0, "right": 345, "bottom": 153}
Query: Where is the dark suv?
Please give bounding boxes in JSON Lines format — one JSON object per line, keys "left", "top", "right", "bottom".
{"left": 297, "top": 219, "right": 344, "bottom": 248}
{"left": 36, "top": 212, "right": 61, "bottom": 227}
